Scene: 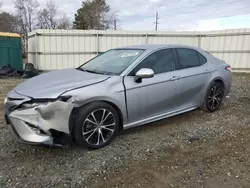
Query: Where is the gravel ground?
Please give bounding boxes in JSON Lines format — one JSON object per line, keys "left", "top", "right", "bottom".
{"left": 0, "top": 74, "right": 250, "bottom": 188}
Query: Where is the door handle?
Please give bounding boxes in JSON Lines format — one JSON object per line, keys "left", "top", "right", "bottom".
{"left": 170, "top": 76, "right": 180, "bottom": 81}
{"left": 204, "top": 69, "right": 211, "bottom": 74}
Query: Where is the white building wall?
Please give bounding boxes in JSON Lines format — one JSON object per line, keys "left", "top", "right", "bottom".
{"left": 28, "top": 29, "right": 250, "bottom": 72}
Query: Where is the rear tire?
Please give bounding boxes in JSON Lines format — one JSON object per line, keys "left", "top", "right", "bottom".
{"left": 201, "top": 81, "right": 224, "bottom": 112}
{"left": 73, "top": 102, "right": 120, "bottom": 149}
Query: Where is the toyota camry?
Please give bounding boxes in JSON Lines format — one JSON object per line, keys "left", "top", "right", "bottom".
{"left": 4, "top": 44, "right": 232, "bottom": 149}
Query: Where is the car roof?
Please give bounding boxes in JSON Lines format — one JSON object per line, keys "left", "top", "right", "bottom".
{"left": 115, "top": 44, "right": 202, "bottom": 51}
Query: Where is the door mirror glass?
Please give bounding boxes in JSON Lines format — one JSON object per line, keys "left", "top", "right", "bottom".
{"left": 135, "top": 68, "right": 154, "bottom": 82}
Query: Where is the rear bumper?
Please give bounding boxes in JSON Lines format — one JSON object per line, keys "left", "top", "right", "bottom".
{"left": 224, "top": 82, "right": 231, "bottom": 97}
{"left": 224, "top": 74, "right": 232, "bottom": 97}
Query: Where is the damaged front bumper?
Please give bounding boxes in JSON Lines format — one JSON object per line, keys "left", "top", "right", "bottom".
{"left": 6, "top": 114, "right": 54, "bottom": 145}
{"left": 4, "top": 91, "right": 75, "bottom": 146}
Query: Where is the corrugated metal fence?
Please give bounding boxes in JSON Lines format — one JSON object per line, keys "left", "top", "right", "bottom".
{"left": 28, "top": 29, "right": 250, "bottom": 72}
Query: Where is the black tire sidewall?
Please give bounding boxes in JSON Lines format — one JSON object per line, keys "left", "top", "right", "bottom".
{"left": 73, "top": 102, "right": 120, "bottom": 149}
{"left": 204, "top": 81, "right": 224, "bottom": 112}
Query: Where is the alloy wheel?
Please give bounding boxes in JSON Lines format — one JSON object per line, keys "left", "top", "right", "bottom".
{"left": 82, "top": 109, "right": 116, "bottom": 146}
{"left": 207, "top": 84, "right": 224, "bottom": 110}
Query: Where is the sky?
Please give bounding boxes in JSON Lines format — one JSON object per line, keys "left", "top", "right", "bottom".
{"left": 1, "top": 0, "right": 250, "bottom": 31}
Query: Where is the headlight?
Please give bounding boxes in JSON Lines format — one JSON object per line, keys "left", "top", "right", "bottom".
{"left": 58, "top": 96, "right": 72, "bottom": 102}
{"left": 20, "top": 96, "right": 72, "bottom": 109}
{"left": 21, "top": 103, "right": 40, "bottom": 108}
{"left": 20, "top": 101, "right": 48, "bottom": 109}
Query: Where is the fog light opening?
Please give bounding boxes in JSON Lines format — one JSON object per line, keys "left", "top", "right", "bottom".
{"left": 26, "top": 122, "right": 47, "bottom": 135}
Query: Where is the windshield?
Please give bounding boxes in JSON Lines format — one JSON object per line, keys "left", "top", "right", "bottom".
{"left": 79, "top": 49, "right": 144, "bottom": 75}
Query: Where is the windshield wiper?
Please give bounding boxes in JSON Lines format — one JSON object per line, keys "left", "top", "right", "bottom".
{"left": 78, "top": 68, "right": 104, "bottom": 75}
{"left": 77, "top": 67, "right": 116, "bottom": 75}
{"left": 85, "top": 69, "right": 103, "bottom": 74}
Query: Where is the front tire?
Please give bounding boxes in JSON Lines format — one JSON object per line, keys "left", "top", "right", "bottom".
{"left": 73, "top": 102, "right": 119, "bottom": 149}
{"left": 202, "top": 81, "right": 224, "bottom": 112}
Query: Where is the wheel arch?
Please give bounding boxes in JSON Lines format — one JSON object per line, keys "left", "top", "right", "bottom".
{"left": 69, "top": 100, "right": 124, "bottom": 135}
{"left": 201, "top": 76, "right": 225, "bottom": 112}
{"left": 209, "top": 76, "right": 225, "bottom": 90}
{"left": 201, "top": 76, "right": 225, "bottom": 106}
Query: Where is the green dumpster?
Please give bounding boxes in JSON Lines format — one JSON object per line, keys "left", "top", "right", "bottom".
{"left": 0, "top": 32, "right": 23, "bottom": 70}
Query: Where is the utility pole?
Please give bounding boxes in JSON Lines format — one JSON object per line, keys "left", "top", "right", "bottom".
{"left": 154, "top": 12, "right": 159, "bottom": 31}
{"left": 114, "top": 19, "right": 117, "bottom": 30}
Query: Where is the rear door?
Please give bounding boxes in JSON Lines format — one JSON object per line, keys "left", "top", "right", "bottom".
{"left": 123, "top": 48, "right": 180, "bottom": 124}
{"left": 173, "top": 48, "right": 212, "bottom": 108}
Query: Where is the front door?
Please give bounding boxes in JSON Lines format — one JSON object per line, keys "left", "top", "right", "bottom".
{"left": 123, "top": 49, "right": 180, "bottom": 124}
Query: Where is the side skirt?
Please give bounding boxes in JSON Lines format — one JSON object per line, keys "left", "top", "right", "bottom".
{"left": 123, "top": 106, "right": 198, "bottom": 130}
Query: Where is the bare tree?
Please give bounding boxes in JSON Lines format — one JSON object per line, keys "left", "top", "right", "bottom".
{"left": 14, "top": 0, "right": 39, "bottom": 32}
{"left": 57, "top": 14, "right": 72, "bottom": 29}
{"left": 37, "top": 0, "right": 57, "bottom": 29}
{"left": 104, "top": 10, "right": 118, "bottom": 30}
{"left": 14, "top": 0, "right": 39, "bottom": 51}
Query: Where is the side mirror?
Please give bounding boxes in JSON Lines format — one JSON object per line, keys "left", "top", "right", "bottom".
{"left": 134, "top": 68, "right": 154, "bottom": 83}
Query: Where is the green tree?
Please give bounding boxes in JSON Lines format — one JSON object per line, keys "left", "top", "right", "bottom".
{"left": 0, "top": 12, "right": 19, "bottom": 32}
{"left": 73, "top": 0, "right": 111, "bottom": 30}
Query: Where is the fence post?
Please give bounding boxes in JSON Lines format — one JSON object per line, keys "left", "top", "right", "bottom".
{"left": 96, "top": 33, "right": 99, "bottom": 55}
{"left": 145, "top": 33, "right": 148, "bottom": 44}
{"left": 35, "top": 32, "right": 38, "bottom": 70}
{"left": 198, "top": 33, "right": 202, "bottom": 47}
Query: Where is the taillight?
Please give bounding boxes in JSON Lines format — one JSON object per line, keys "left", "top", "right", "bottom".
{"left": 225, "top": 65, "right": 232, "bottom": 72}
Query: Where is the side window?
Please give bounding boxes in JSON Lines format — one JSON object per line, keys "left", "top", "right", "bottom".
{"left": 176, "top": 48, "right": 200, "bottom": 69}
{"left": 198, "top": 52, "right": 207, "bottom": 65}
{"left": 131, "top": 49, "right": 175, "bottom": 75}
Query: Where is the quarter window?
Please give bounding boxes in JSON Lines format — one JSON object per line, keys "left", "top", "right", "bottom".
{"left": 198, "top": 52, "right": 207, "bottom": 65}
{"left": 176, "top": 48, "right": 200, "bottom": 69}
{"left": 131, "top": 49, "right": 175, "bottom": 75}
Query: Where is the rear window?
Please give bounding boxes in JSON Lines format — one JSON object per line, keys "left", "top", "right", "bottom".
{"left": 176, "top": 48, "right": 200, "bottom": 69}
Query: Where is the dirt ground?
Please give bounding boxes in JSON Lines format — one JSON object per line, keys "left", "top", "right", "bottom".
{"left": 0, "top": 74, "right": 250, "bottom": 188}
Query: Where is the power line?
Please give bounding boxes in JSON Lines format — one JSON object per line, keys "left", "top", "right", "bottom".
{"left": 154, "top": 12, "right": 159, "bottom": 31}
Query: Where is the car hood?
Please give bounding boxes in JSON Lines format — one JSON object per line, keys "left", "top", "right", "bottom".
{"left": 13, "top": 68, "right": 110, "bottom": 99}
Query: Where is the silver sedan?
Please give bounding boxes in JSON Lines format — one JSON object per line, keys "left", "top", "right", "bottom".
{"left": 4, "top": 44, "right": 232, "bottom": 149}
